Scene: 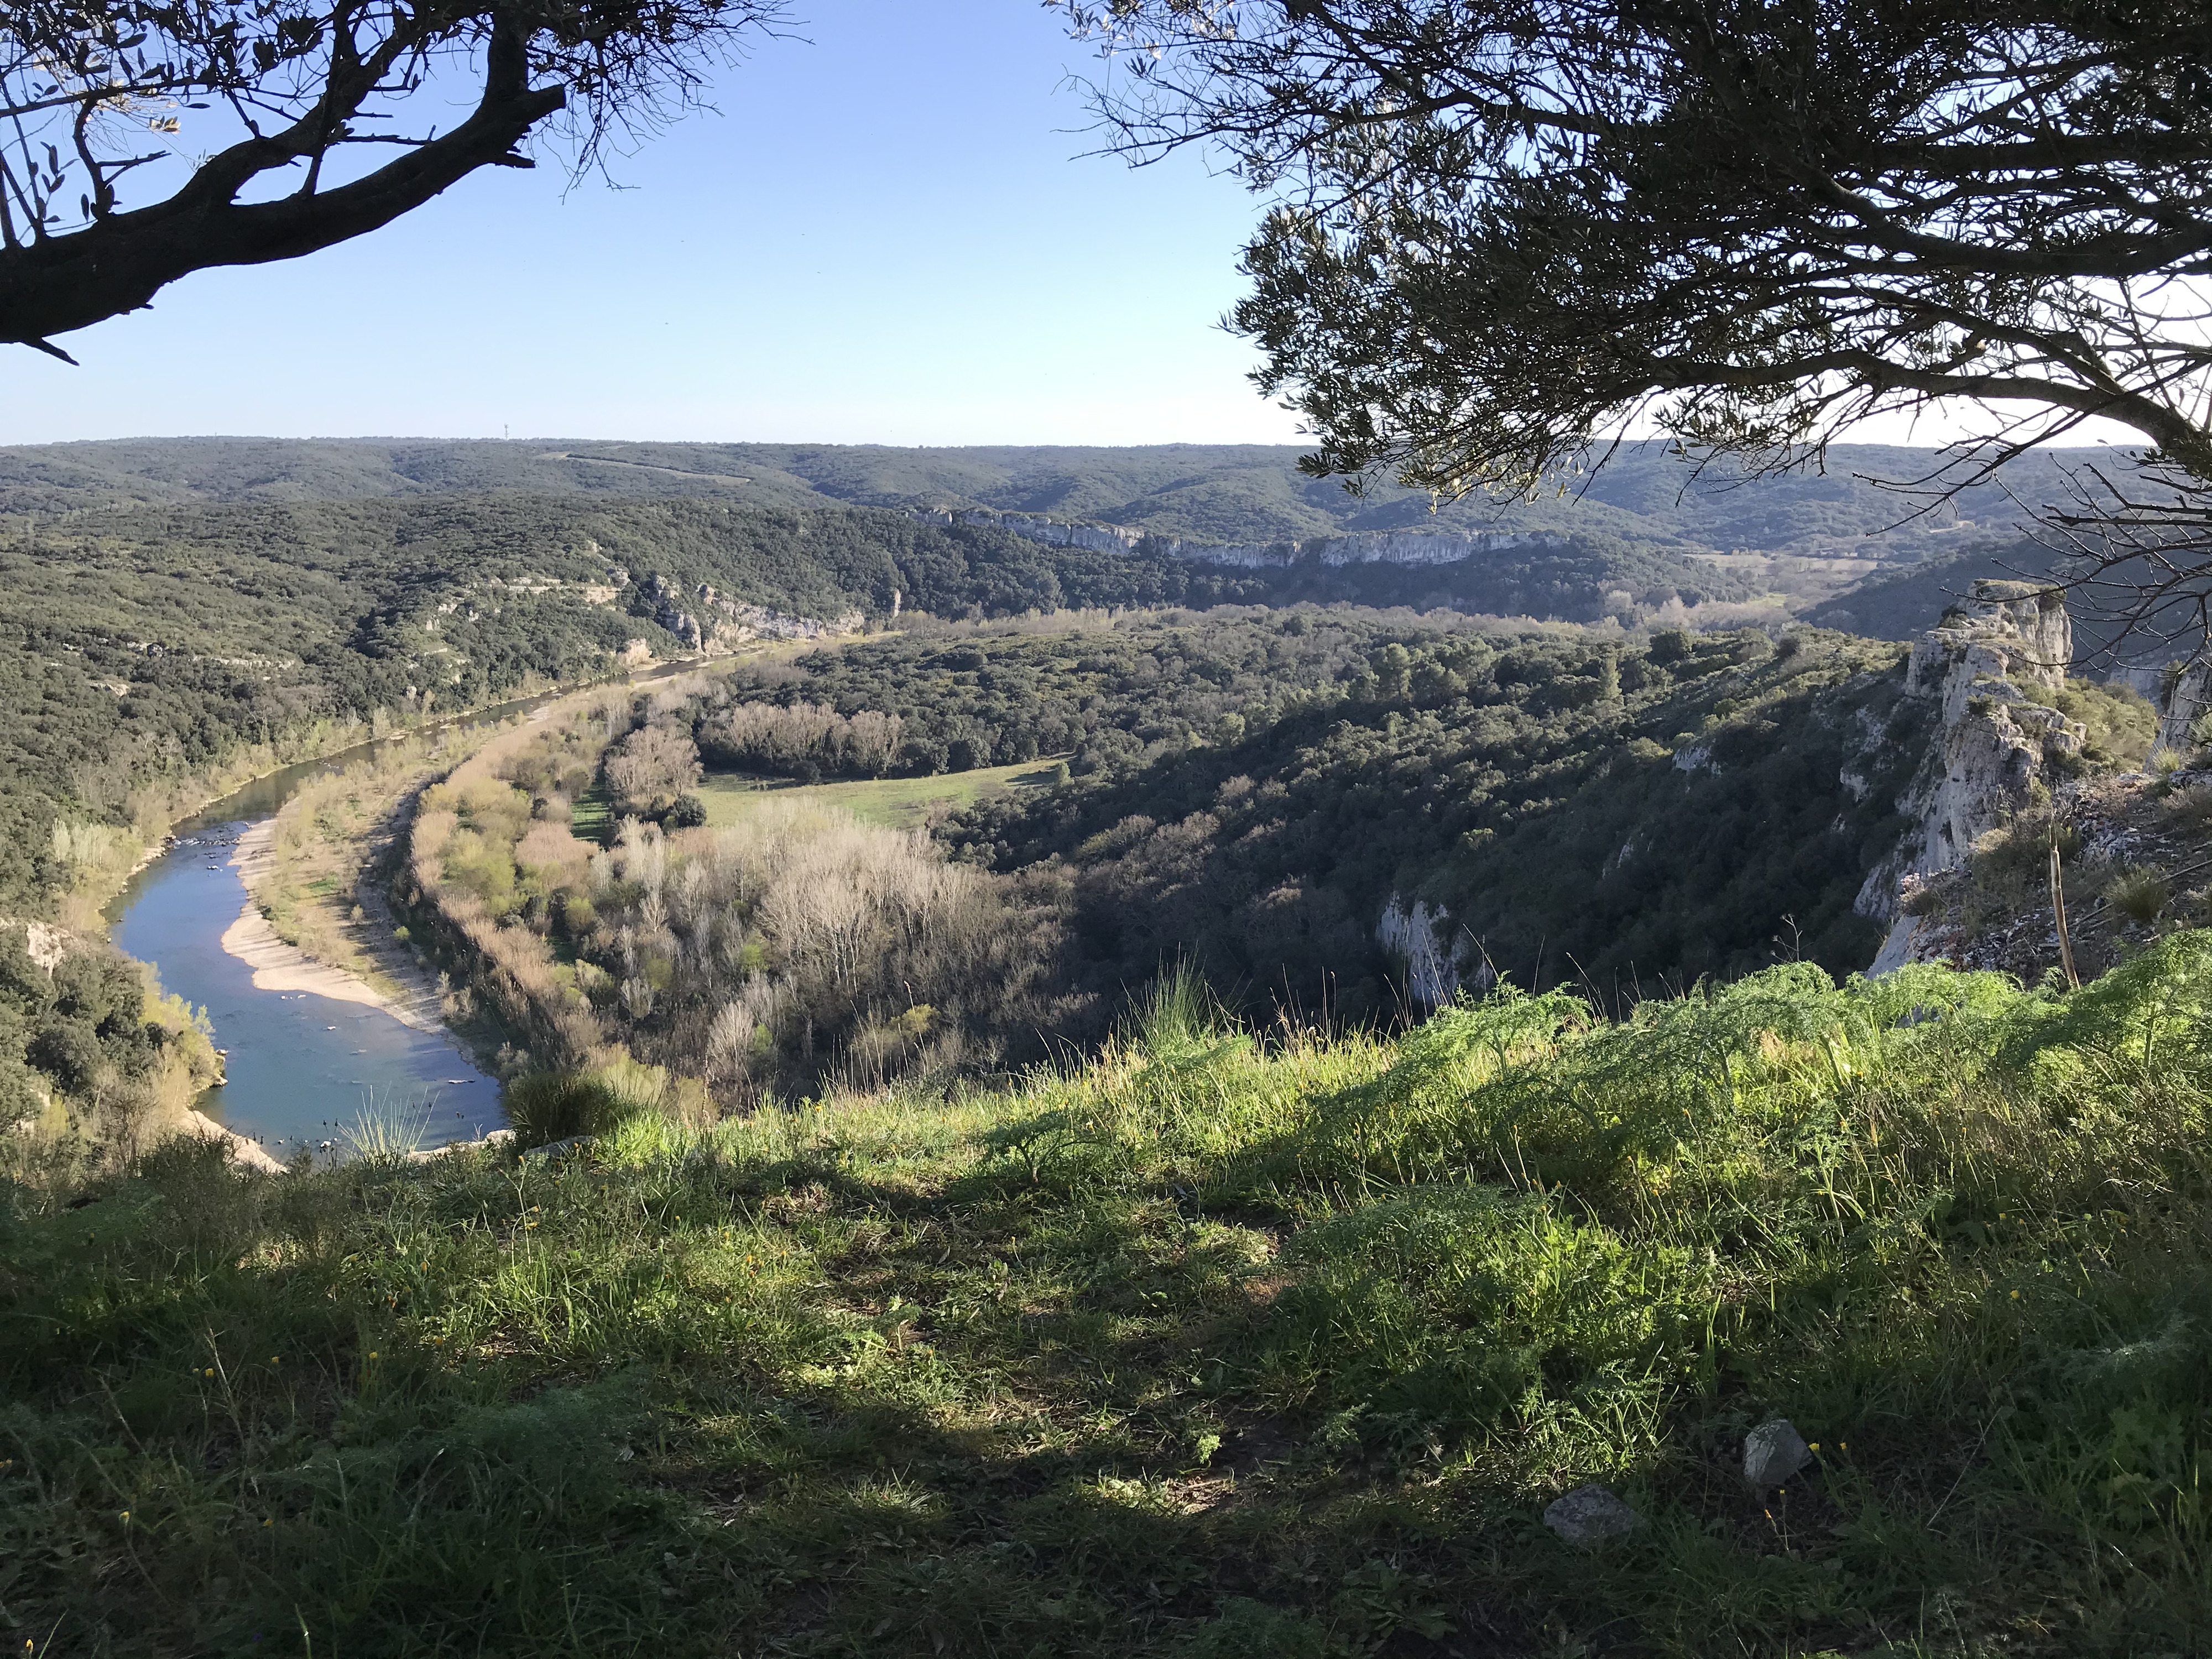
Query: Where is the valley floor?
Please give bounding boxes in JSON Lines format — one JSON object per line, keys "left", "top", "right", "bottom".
{"left": 696, "top": 756, "right": 1069, "bottom": 833}
{"left": 6, "top": 950, "right": 2209, "bottom": 1657}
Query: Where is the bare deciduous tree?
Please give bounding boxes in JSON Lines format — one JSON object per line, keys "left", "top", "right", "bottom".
{"left": 2, "top": 0, "right": 787, "bottom": 357}
{"left": 707, "top": 701, "right": 904, "bottom": 778}
{"left": 605, "top": 722, "right": 701, "bottom": 816}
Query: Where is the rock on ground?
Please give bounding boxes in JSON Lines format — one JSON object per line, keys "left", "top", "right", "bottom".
{"left": 1542, "top": 1484, "right": 1641, "bottom": 1546}
{"left": 1743, "top": 1419, "right": 1812, "bottom": 1488}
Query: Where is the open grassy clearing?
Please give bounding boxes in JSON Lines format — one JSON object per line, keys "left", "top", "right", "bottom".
{"left": 697, "top": 756, "right": 1068, "bottom": 832}
{"left": 6, "top": 946, "right": 2212, "bottom": 1656}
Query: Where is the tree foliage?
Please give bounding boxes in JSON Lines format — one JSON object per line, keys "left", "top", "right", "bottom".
{"left": 952, "top": 620, "right": 1924, "bottom": 1019}
{"left": 679, "top": 611, "right": 1932, "bottom": 1023}
{"left": 0, "top": 495, "right": 1293, "bottom": 916}
{"left": 1068, "top": 0, "right": 2212, "bottom": 499}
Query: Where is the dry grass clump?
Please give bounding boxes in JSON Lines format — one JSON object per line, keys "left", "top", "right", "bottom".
{"left": 2159, "top": 779, "right": 2212, "bottom": 832}
{"left": 1957, "top": 812, "right": 2079, "bottom": 941}
{"left": 2106, "top": 864, "right": 2174, "bottom": 926}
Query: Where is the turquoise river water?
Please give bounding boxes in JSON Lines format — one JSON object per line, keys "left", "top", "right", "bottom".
{"left": 107, "top": 747, "right": 504, "bottom": 1154}
{"left": 104, "top": 665, "right": 703, "bottom": 1154}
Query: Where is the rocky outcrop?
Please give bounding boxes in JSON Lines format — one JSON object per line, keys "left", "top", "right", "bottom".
{"left": 1896, "top": 766, "right": 2210, "bottom": 980}
{"left": 1, "top": 919, "right": 75, "bottom": 971}
{"left": 911, "top": 508, "right": 1151, "bottom": 556}
{"left": 911, "top": 506, "right": 1563, "bottom": 571}
{"left": 2162, "top": 665, "right": 2210, "bottom": 757}
{"left": 1378, "top": 893, "right": 1478, "bottom": 1009}
{"left": 2111, "top": 659, "right": 2212, "bottom": 759}
{"left": 1194, "top": 528, "right": 1568, "bottom": 570}
{"left": 634, "top": 573, "right": 860, "bottom": 654}
{"left": 1861, "top": 583, "right": 2086, "bottom": 970}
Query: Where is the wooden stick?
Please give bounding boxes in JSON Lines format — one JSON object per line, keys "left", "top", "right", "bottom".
{"left": 2052, "top": 842, "right": 2081, "bottom": 990}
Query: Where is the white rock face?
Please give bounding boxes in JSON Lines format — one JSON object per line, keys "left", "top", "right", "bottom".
{"left": 633, "top": 571, "right": 859, "bottom": 653}
{"left": 2, "top": 919, "right": 74, "bottom": 971}
{"left": 1743, "top": 1419, "right": 1813, "bottom": 1488}
{"left": 2100, "top": 655, "right": 2212, "bottom": 760}
{"left": 1377, "top": 893, "right": 1467, "bottom": 1009}
{"left": 1672, "top": 739, "right": 1716, "bottom": 774}
{"left": 910, "top": 506, "right": 1563, "bottom": 571}
{"left": 2150, "top": 661, "right": 2210, "bottom": 758}
{"left": 1860, "top": 584, "right": 2086, "bottom": 969}
{"left": 1543, "top": 1484, "right": 1642, "bottom": 1546}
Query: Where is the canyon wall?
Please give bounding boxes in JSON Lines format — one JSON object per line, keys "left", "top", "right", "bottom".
{"left": 1861, "top": 583, "right": 2085, "bottom": 971}
{"left": 910, "top": 507, "right": 1565, "bottom": 570}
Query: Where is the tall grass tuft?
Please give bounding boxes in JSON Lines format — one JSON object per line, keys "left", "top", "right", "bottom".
{"left": 502, "top": 1071, "right": 622, "bottom": 1147}
{"left": 1128, "top": 957, "right": 1220, "bottom": 1062}
{"left": 2107, "top": 863, "right": 2173, "bottom": 925}
{"left": 338, "top": 1088, "right": 436, "bottom": 1162}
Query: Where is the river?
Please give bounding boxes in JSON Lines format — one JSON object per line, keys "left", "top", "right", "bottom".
{"left": 103, "top": 673, "right": 667, "bottom": 1154}
{"left": 112, "top": 813, "right": 500, "bottom": 1154}
{"left": 104, "top": 660, "right": 733, "bottom": 1155}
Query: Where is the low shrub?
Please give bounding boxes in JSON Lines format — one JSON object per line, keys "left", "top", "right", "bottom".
{"left": 502, "top": 1070, "right": 632, "bottom": 1146}
{"left": 2107, "top": 864, "right": 2174, "bottom": 925}
{"left": 2161, "top": 779, "right": 2212, "bottom": 831}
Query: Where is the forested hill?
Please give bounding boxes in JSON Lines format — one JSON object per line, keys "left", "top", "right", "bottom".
{"left": 0, "top": 436, "right": 2143, "bottom": 556}
{"left": 0, "top": 497, "right": 1234, "bottom": 912}
{"left": 701, "top": 613, "right": 1933, "bottom": 1021}
{"left": 0, "top": 491, "right": 1762, "bottom": 921}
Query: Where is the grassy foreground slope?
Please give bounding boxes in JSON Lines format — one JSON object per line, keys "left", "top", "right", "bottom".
{"left": 6, "top": 948, "right": 2210, "bottom": 1656}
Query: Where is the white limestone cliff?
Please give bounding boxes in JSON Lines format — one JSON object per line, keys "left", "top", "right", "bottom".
{"left": 635, "top": 572, "right": 859, "bottom": 653}
{"left": 2160, "top": 664, "right": 2211, "bottom": 756}
{"left": 1861, "top": 583, "right": 2085, "bottom": 972}
{"left": 910, "top": 505, "right": 1563, "bottom": 571}
{"left": 1378, "top": 893, "right": 1485, "bottom": 1009}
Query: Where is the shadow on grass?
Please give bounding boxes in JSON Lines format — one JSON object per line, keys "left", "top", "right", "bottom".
{"left": 7, "top": 1073, "right": 2211, "bottom": 1659}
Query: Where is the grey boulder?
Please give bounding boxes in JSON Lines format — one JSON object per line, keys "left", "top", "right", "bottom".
{"left": 1743, "top": 1418, "right": 1812, "bottom": 1488}
{"left": 1542, "top": 1484, "right": 1641, "bottom": 1546}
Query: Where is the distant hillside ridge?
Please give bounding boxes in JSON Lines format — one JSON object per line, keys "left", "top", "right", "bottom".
{"left": 0, "top": 436, "right": 2164, "bottom": 556}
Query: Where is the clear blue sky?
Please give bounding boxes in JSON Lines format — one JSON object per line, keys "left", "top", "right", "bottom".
{"left": 3, "top": 1, "right": 1303, "bottom": 447}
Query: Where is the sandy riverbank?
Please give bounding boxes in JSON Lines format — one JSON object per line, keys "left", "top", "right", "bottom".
{"left": 215, "top": 651, "right": 763, "bottom": 1058}
{"left": 175, "top": 1107, "right": 288, "bottom": 1174}
{"left": 222, "top": 821, "right": 448, "bottom": 1035}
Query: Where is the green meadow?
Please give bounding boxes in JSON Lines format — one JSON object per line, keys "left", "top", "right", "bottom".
{"left": 696, "top": 758, "right": 1067, "bottom": 833}
{"left": 5, "top": 946, "right": 2211, "bottom": 1656}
